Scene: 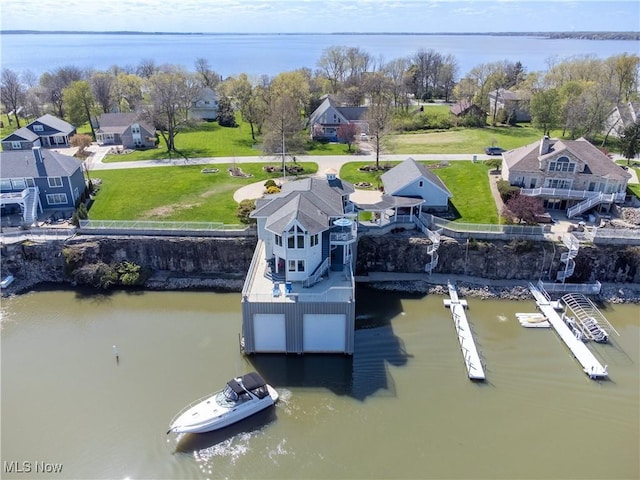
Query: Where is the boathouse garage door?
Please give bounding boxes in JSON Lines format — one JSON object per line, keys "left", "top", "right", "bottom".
{"left": 303, "top": 314, "right": 346, "bottom": 352}
{"left": 253, "top": 314, "right": 286, "bottom": 352}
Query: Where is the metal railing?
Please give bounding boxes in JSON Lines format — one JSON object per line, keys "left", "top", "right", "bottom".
{"left": 79, "top": 219, "right": 254, "bottom": 237}
{"left": 420, "top": 213, "right": 547, "bottom": 239}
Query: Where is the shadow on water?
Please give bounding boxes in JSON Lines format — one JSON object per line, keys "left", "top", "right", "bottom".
{"left": 172, "top": 406, "right": 277, "bottom": 454}
{"left": 246, "top": 286, "right": 413, "bottom": 401}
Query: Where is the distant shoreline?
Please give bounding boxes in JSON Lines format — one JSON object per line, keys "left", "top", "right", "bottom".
{"left": 1, "top": 30, "right": 639, "bottom": 40}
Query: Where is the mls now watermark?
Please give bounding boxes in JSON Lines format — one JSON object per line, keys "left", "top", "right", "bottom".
{"left": 4, "top": 461, "right": 64, "bottom": 474}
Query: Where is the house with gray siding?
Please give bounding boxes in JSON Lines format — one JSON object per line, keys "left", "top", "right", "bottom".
{"left": 241, "top": 170, "right": 357, "bottom": 354}
{"left": 1, "top": 114, "right": 76, "bottom": 151}
{"left": 309, "top": 96, "right": 368, "bottom": 141}
{"left": 0, "top": 147, "right": 86, "bottom": 224}
{"left": 95, "top": 113, "right": 156, "bottom": 149}
{"left": 603, "top": 102, "right": 640, "bottom": 138}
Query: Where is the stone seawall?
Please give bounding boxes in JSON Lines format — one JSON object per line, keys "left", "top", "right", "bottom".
{"left": 2, "top": 233, "right": 639, "bottom": 301}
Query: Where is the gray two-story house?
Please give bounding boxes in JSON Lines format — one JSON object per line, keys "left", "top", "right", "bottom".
{"left": 95, "top": 113, "right": 156, "bottom": 149}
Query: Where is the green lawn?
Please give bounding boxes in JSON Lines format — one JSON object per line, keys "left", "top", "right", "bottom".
{"left": 103, "top": 118, "right": 358, "bottom": 163}
{"left": 103, "top": 120, "right": 259, "bottom": 162}
{"left": 339, "top": 160, "right": 498, "bottom": 224}
{"left": 88, "top": 162, "right": 317, "bottom": 223}
{"left": 385, "top": 125, "right": 561, "bottom": 155}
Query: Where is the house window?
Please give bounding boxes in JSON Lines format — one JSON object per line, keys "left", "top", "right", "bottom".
{"left": 545, "top": 178, "right": 572, "bottom": 189}
{"left": 33, "top": 124, "right": 44, "bottom": 132}
{"left": 26, "top": 178, "right": 35, "bottom": 187}
{"left": 46, "top": 193, "right": 68, "bottom": 205}
{"left": 287, "top": 260, "right": 305, "bottom": 272}
{"left": 11, "top": 141, "right": 22, "bottom": 149}
{"left": 11, "top": 179, "right": 26, "bottom": 189}
{"left": 0, "top": 179, "right": 12, "bottom": 191}
{"left": 310, "top": 234, "right": 319, "bottom": 247}
{"left": 286, "top": 225, "right": 305, "bottom": 249}
{"left": 48, "top": 177, "right": 63, "bottom": 188}
{"left": 548, "top": 156, "right": 575, "bottom": 173}
{"left": 275, "top": 234, "right": 282, "bottom": 247}
{"left": 419, "top": 180, "right": 424, "bottom": 188}
{"left": 131, "top": 124, "right": 140, "bottom": 134}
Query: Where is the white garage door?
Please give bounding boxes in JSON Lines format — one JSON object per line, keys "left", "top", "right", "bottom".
{"left": 303, "top": 314, "right": 346, "bottom": 352}
{"left": 253, "top": 314, "right": 286, "bottom": 352}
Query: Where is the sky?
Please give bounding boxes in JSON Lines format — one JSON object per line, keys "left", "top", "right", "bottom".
{"left": 1, "top": 0, "right": 638, "bottom": 34}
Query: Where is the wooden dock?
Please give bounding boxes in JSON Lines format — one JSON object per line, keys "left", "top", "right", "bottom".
{"left": 529, "top": 284, "right": 608, "bottom": 379}
{"left": 444, "top": 281, "right": 485, "bottom": 381}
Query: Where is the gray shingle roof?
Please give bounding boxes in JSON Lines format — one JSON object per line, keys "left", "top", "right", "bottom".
{"left": 2, "top": 127, "right": 40, "bottom": 142}
{"left": 381, "top": 157, "right": 451, "bottom": 197}
{"left": 251, "top": 176, "right": 354, "bottom": 235}
{"left": 97, "top": 113, "right": 154, "bottom": 135}
{"left": 503, "top": 137, "right": 631, "bottom": 180}
{"left": 0, "top": 149, "right": 83, "bottom": 178}
{"left": 32, "top": 114, "right": 75, "bottom": 134}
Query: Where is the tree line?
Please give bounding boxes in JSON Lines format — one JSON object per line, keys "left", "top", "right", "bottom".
{"left": 2, "top": 47, "right": 639, "bottom": 161}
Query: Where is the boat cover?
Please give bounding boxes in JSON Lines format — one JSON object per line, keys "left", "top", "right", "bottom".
{"left": 227, "top": 372, "right": 267, "bottom": 394}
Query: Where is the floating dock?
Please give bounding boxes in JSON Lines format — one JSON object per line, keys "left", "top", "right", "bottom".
{"left": 444, "top": 281, "right": 485, "bottom": 381}
{"left": 528, "top": 283, "right": 608, "bottom": 379}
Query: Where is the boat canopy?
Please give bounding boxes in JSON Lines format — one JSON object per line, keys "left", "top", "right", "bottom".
{"left": 227, "top": 372, "right": 267, "bottom": 395}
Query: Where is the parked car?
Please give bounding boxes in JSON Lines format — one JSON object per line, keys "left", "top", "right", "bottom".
{"left": 485, "top": 146, "right": 505, "bottom": 155}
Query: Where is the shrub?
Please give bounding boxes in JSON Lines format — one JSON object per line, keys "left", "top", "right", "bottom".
{"left": 266, "top": 185, "right": 281, "bottom": 194}
{"left": 116, "top": 261, "right": 147, "bottom": 286}
{"left": 264, "top": 179, "right": 277, "bottom": 189}
{"left": 497, "top": 180, "right": 520, "bottom": 202}
{"left": 237, "top": 199, "right": 256, "bottom": 224}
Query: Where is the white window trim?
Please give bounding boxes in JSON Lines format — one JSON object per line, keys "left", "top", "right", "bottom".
{"left": 46, "top": 193, "right": 68, "bottom": 205}
{"left": 48, "top": 177, "right": 63, "bottom": 188}
{"left": 11, "top": 141, "right": 22, "bottom": 149}
{"left": 33, "top": 124, "right": 44, "bottom": 132}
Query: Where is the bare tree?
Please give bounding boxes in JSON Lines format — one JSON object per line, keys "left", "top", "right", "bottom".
{"left": 194, "top": 58, "right": 221, "bottom": 89}
{"left": 40, "top": 66, "right": 83, "bottom": 118}
{"left": 262, "top": 95, "right": 305, "bottom": 174}
{"left": 1, "top": 68, "right": 26, "bottom": 127}
{"left": 141, "top": 70, "right": 200, "bottom": 156}
{"left": 366, "top": 90, "right": 393, "bottom": 169}
{"left": 136, "top": 59, "right": 158, "bottom": 79}
{"left": 317, "top": 46, "right": 347, "bottom": 94}
{"left": 90, "top": 72, "right": 115, "bottom": 113}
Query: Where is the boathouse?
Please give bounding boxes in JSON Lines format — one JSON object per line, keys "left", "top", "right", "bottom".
{"left": 241, "top": 170, "right": 357, "bottom": 354}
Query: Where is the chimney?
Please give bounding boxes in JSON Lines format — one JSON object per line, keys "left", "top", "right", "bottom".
{"left": 539, "top": 136, "right": 550, "bottom": 156}
{"left": 32, "top": 146, "right": 43, "bottom": 163}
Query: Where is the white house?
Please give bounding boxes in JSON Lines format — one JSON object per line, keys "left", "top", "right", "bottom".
{"left": 381, "top": 157, "right": 452, "bottom": 211}
{"left": 241, "top": 170, "right": 357, "bottom": 354}
{"left": 190, "top": 87, "right": 219, "bottom": 121}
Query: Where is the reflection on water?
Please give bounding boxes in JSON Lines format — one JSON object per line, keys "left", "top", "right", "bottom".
{"left": 1, "top": 287, "right": 638, "bottom": 480}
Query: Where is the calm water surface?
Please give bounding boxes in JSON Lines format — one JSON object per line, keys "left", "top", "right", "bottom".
{"left": 1, "top": 287, "right": 638, "bottom": 479}
{"left": 1, "top": 33, "right": 638, "bottom": 78}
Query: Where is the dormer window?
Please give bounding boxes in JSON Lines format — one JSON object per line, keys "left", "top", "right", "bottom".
{"left": 548, "top": 156, "right": 575, "bottom": 173}
{"left": 286, "top": 225, "right": 305, "bottom": 249}
{"left": 33, "top": 124, "right": 44, "bottom": 132}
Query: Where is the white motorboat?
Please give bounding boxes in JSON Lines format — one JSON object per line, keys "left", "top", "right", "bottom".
{"left": 167, "top": 372, "right": 279, "bottom": 434}
{"left": 516, "top": 312, "right": 551, "bottom": 328}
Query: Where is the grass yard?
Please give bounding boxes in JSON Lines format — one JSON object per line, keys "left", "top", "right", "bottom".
{"left": 103, "top": 120, "right": 259, "bottom": 162}
{"left": 339, "top": 160, "right": 498, "bottom": 224}
{"left": 385, "top": 125, "right": 563, "bottom": 155}
{"left": 88, "top": 162, "right": 317, "bottom": 224}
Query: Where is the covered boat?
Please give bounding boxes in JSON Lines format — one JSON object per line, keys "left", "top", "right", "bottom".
{"left": 167, "top": 372, "right": 279, "bottom": 434}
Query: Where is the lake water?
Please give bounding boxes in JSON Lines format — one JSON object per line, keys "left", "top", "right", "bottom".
{"left": 1, "top": 286, "right": 638, "bottom": 479}
{"left": 1, "top": 33, "right": 638, "bottom": 78}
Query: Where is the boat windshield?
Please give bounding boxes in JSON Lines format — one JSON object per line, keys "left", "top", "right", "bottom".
{"left": 218, "top": 385, "right": 239, "bottom": 406}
